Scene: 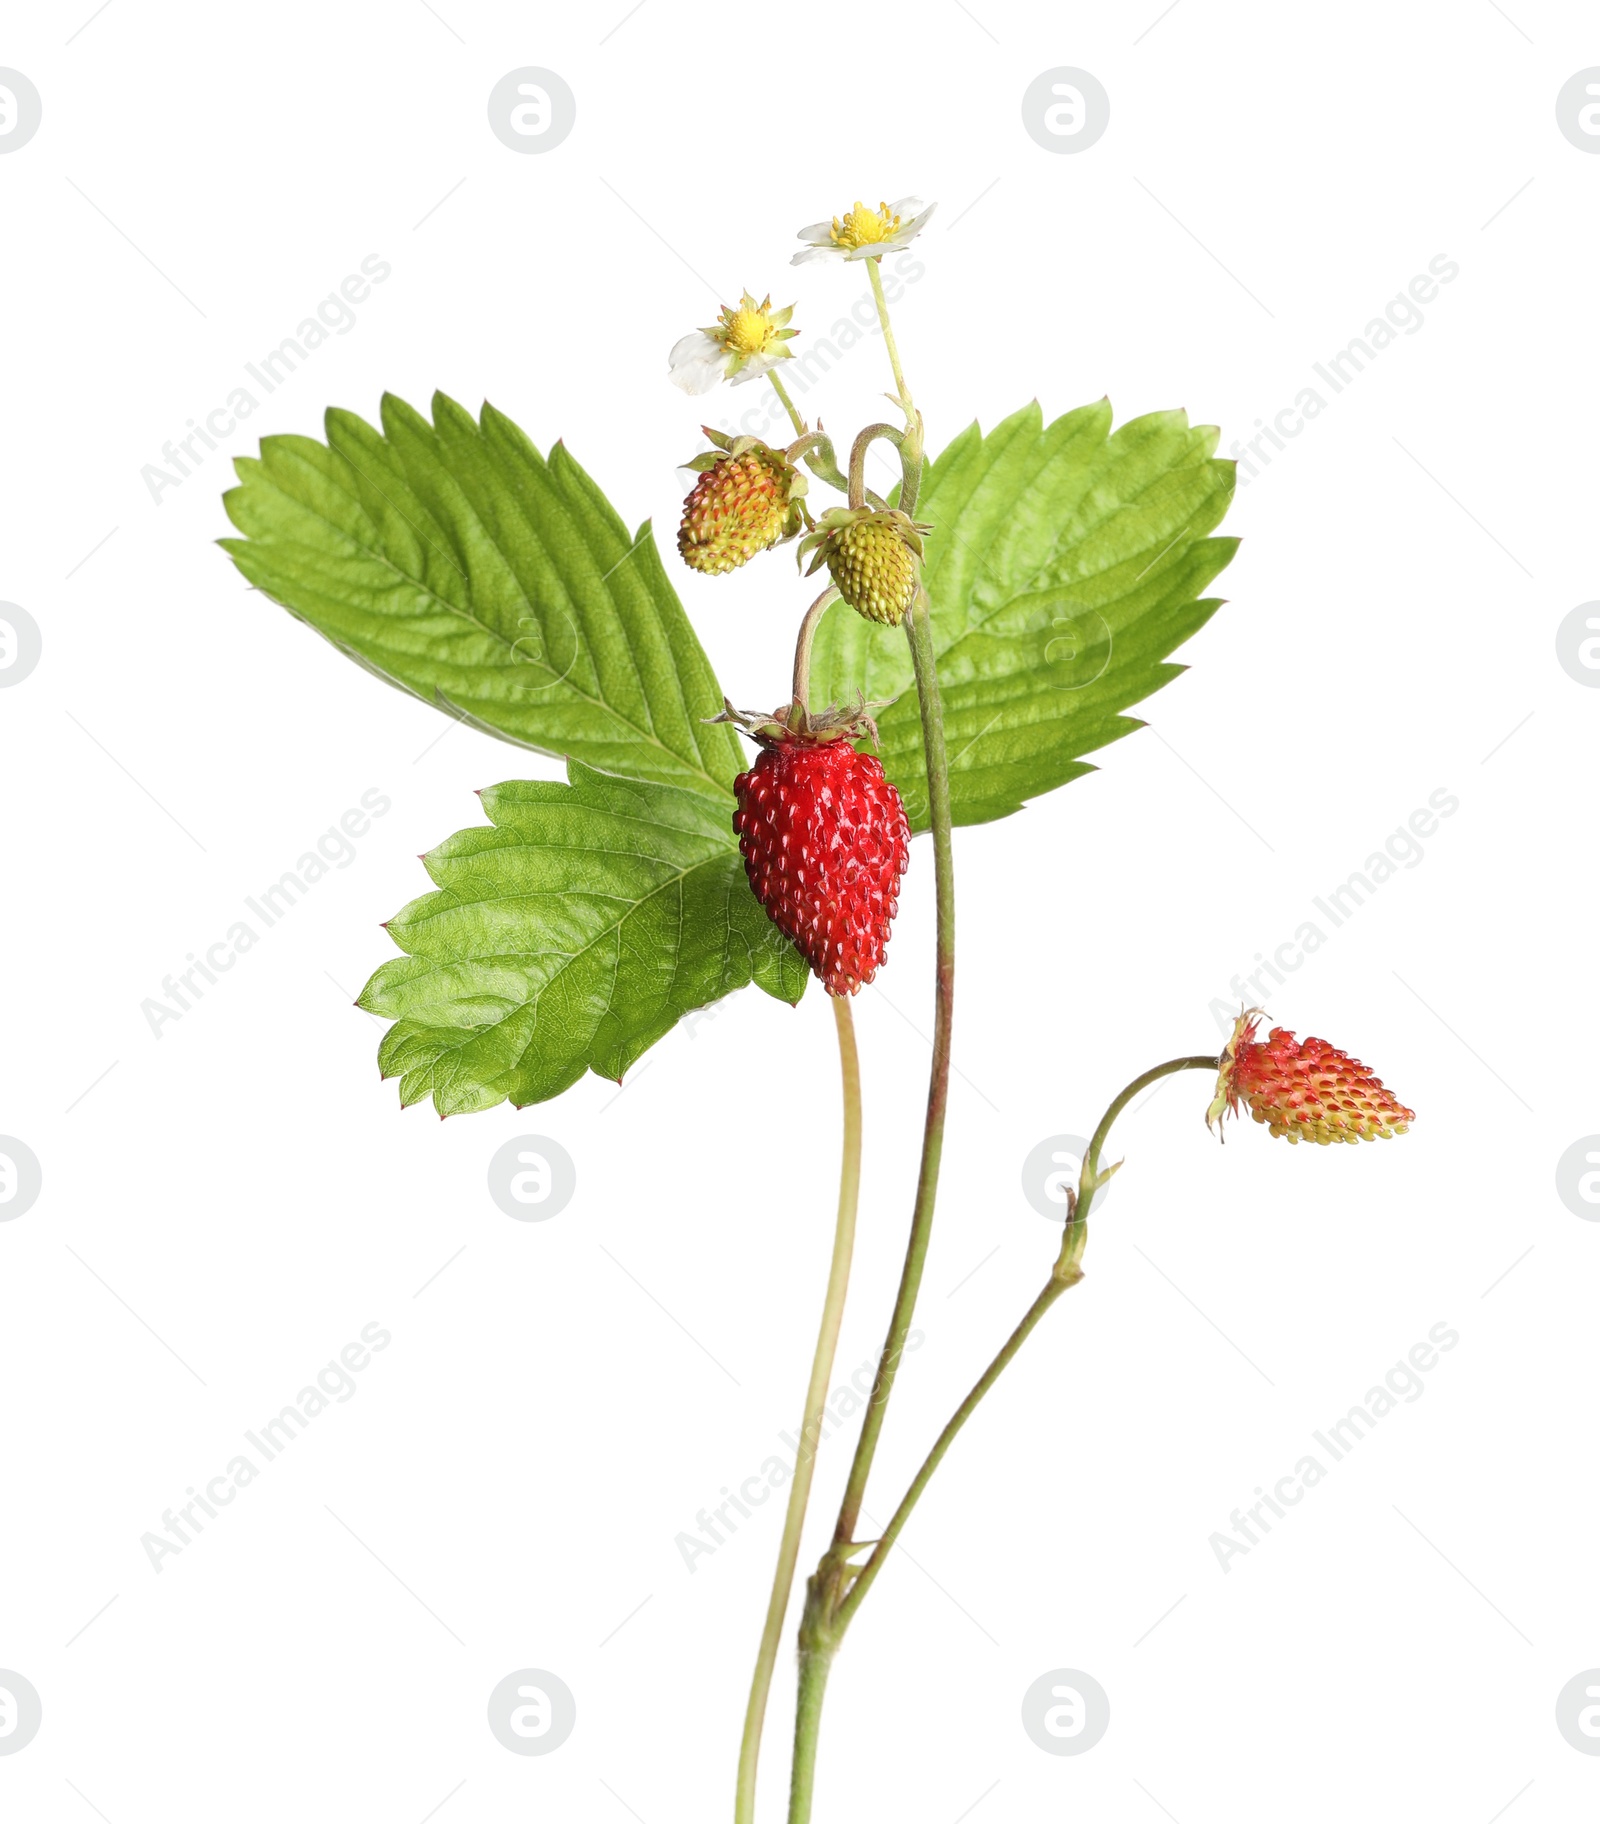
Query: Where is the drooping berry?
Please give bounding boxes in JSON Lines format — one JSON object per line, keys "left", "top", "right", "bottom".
{"left": 678, "top": 437, "right": 800, "bottom": 576}
{"left": 799, "top": 507, "right": 927, "bottom": 625}
{"left": 1207, "top": 1012, "right": 1415, "bottom": 1145}
{"left": 732, "top": 735, "right": 911, "bottom": 996}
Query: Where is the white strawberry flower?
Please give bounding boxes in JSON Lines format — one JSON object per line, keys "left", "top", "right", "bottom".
{"left": 791, "top": 197, "right": 935, "bottom": 265}
{"left": 668, "top": 291, "right": 798, "bottom": 395}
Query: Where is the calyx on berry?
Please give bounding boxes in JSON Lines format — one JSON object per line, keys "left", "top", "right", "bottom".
{"left": 710, "top": 695, "right": 884, "bottom": 748}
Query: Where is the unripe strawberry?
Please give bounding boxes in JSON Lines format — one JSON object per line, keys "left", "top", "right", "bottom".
{"left": 732, "top": 734, "right": 910, "bottom": 996}
{"left": 799, "top": 507, "right": 928, "bottom": 625}
{"left": 678, "top": 437, "right": 800, "bottom": 576}
{"left": 1207, "top": 1012, "right": 1415, "bottom": 1145}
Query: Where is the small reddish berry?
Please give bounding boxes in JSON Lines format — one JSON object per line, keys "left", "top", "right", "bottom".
{"left": 678, "top": 442, "right": 798, "bottom": 575}
{"left": 1207, "top": 1012, "right": 1415, "bottom": 1145}
{"left": 732, "top": 736, "right": 911, "bottom": 995}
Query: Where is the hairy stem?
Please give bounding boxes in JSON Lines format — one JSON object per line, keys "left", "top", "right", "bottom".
{"left": 830, "top": 592, "right": 954, "bottom": 1550}
{"left": 734, "top": 995, "right": 862, "bottom": 1824}
{"left": 787, "top": 1637, "right": 835, "bottom": 1824}
{"left": 868, "top": 258, "right": 913, "bottom": 414}
{"left": 847, "top": 422, "right": 904, "bottom": 510}
{"left": 787, "top": 254, "right": 945, "bottom": 1824}
{"left": 767, "top": 371, "right": 808, "bottom": 439}
{"left": 790, "top": 585, "right": 841, "bottom": 721}
{"left": 837, "top": 1274, "right": 1077, "bottom": 1629}
{"left": 837, "top": 1053, "right": 1220, "bottom": 1630}
{"left": 783, "top": 429, "right": 828, "bottom": 467}
{"left": 1078, "top": 1056, "right": 1220, "bottom": 1218}
{"left": 767, "top": 371, "right": 852, "bottom": 497}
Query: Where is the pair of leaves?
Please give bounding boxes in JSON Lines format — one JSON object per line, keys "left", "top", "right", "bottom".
{"left": 810, "top": 399, "right": 1237, "bottom": 830}
{"left": 220, "top": 392, "right": 1234, "bottom": 1114}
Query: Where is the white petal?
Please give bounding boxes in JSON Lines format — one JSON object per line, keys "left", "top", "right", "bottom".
{"left": 729, "top": 352, "right": 784, "bottom": 385}
{"left": 796, "top": 220, "right": 835, "bottom": 242}
{"left": 888, "top": 196, "right": 926, "bottom": 217}
{"left": 668, "top": 332, "right": 729, "bottom": 394}
{"left": 791, "top": 245, "right": 841, "bottom": 265}
{"left": 670, "top": 356, "right": 730, "bottom": 395}
{"left": 670, "top": 329, "right": 719, "bottom": 364}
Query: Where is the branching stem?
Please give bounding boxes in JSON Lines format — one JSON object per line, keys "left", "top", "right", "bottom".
{"left": 837, "top": 1053, "right": 1220, "bottom": 1628}
{"left": 767, "top": 371, "right": 852, "bottom": 496}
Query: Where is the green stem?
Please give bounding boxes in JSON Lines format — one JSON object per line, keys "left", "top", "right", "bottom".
{"left": 782, "top": 429, "right": 827, "bottom": 466}
{"left": 868, "top": 259, "right": 913, "bottom": 415}
{"left": 768, "top": 371, "right": 852, "bottom": 498}
{"left": 787, "top": 259, "right": 946, "bottom": 1824}
{"left": 830, "top": 592, "right": 954, "bottom": 1552}
{"left": 1077, "top": 1056, "right": 1220, "bottom": 1220}
{"left": 865, "top": 258, "right": 924, "bottom": 512}
{"left": 767, "top": 371, "right": 807, "bottom": 439}
{"left": 787, "top": 1638, "right": 835, "bottom": 1824}
{"left": 846, "top": 422, "right": 904, "bottom": 511}
{"left": 734, "top": 994, "right": 862, "bottom": 1824}
{"left": 836, "top": 1053, "right": 1219, "bottom": 1631}
{"left": 790, "top": 585, "right": 840, "bottom": 722}
{"left": 836, "top": 1275, "right": 1077, "bottom": 1630}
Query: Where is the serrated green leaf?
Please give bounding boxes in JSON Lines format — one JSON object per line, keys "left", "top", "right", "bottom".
{"left": 220, "top": 391, "right": 744, "bottom": 801}
{"left": 810, "top": 400, "right": 1237, "bottom": 829}
{"left": 360, "top": 761, "right": 808, "bottom": 1116}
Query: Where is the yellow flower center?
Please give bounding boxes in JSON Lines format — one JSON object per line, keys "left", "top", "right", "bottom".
{"left": 725, "top": 306, "right": 775, "bottom": 353}
{"left": 830, "top": 201, "right": 900, "bottom": 250}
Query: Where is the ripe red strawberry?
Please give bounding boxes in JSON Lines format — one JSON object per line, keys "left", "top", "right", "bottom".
{"left": 1207, "top": 1012, "right": 1415, "bottom": 1145}
{"left": 733, "top": 735, "right": 911, "bottom": 996}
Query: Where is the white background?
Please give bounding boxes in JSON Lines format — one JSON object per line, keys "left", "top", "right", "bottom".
{"left": 2, "top": 2, "right": 1596, "bottom": 1819}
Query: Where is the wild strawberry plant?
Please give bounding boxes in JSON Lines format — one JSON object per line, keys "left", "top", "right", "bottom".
{"left": 218, "top": 194, "right": 1413, "bottom": 1821}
